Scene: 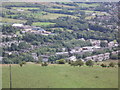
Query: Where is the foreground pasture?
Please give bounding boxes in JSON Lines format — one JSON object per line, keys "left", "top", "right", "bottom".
{"left": 2, "top": 64, "right": 118, "bottom": 88}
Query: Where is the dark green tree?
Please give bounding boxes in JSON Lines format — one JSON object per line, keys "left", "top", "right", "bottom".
{"left": 86, "top": 60, "right": 94, "bottom": 67}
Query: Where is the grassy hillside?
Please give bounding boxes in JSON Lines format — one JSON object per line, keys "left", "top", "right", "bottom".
{"left": 2, "top": 64, "right": 118, "bottom": 88}
{"left": 32, "top": 22, "right": 56, "bottom": 26}
{"left": 0, "top": 17, "right": 26, "bottom": 23}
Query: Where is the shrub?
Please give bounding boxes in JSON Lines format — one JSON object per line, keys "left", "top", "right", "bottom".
{"left": 110, "top": 54, "right": 118, "bottom": 60}
{"left": 85, "top": 60, "right": 94, "bottom": 67}
{"left": 22, "top": 61, "right": 26, "bottom": 64}
{"left": 70, "top": 62, "right": 78, "bottom": 66}
{"left": 101, "top": 63, "right": 107, "bottom": 67}
{"left": 77, "top": 60, "right": 84, "bottom": 67}
{"left": 118, "top": 62, "right": 120, "bottom": 67}
{"left": 41, "top": 62, "right": 48, "bottom": 66}
{"left": 109, "top": 62, "right": 115, "bottom": 67}
{"left": 68, "top": 61, "right": 72, "bottom": 64}
{"left": 70, "top": 60, "right": 84, "bottom": 67}
{"left": 19, "top": 61, "right": 26, "bottom": 67}
{"left": 36, "top": 61, "right": 41, "bottom": 64}
{"left": 95, "top": 76, "right": 99, "bottom": 78}
{"left": 19, "top": 63, "right": 23, "bottom": 67}
{"left": 56, "top": 59, "right": 65, "bottom": 64}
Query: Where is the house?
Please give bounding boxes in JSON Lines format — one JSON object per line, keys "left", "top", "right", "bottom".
{"left": 93, "top": 46, "right": 101, "bottom": 50}
{"left": 70, "top": 47, "right": 82, "bottom": 53}
{"left": 92, "top": 55, "right": 98, "bottom": 61}
{"left": 88, "top": 39, "right": 101, "bottom": 46}
{"left": 31, "top": 53, "right": 38, "bottom": 61}
{"left": 81, "top": 58, "right": 85, "bottom": 62}
{"left": 17, "top": 9, "right": 24, "bottom": 12}
{"left": 104, "top": 53, "right": 110, "bottom": 60}
{"left": 40, "top": 55, "right": 49, "bottom": 62}
{"left": 12, "top": 24, "right": 24, "bottom": 28}
{"left": 82, "top": 46, "right": 94, "bottom": 52}
{"left": 0, "top": 57, "right": 2, "bottom": 64}
{"left": 56, "top": 52, "right": 68, "bottom": 55}
{"left": 84, "top": 56, "right": 93, "bottom": 61}
{"left": 108, "top": 41, "right": 118, "bottom": 47}
{"left": 22, "top": 25, "right": 33, "bottom": 31}
{"left": 62, "top": 48, "right": 66, "bottom": 52}
{"left": 79, "top": 38, "right": 86, "bottom": 41}
{"left": 68, "top": 56, "right": 77, "bottom": 62}
{"left": 97, "top": 54, "right": 104, "bottom": 61}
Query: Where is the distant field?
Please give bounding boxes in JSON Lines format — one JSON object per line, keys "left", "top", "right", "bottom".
{"left": 2, "top": 63, "right": 118, "bottom": 88}
{"left": 38, "top": 13, "right": 78, "bottom": 19}
{"left": 25, "top": 12, "right": 77, "bottom": 19}
{"left": 50, "top": 28, "right": 73, "bottom": 32}
{"left": 77, "top": 3, "right": 100, "bottom": 7}
{"left": 81, "top": 10, "right": 109, "bottom": 15}
{"left": 32, "top": 22, "right": 56, "bottom": 26}
{"left": 0, "top": 17, "right": 26, "bottom": 23}
{"left": 12, "top": 7, "right": 40, "bottom": 10}
{"left": 52, "top": 4, "right": 76, "bottom": 8}
{"left": 49, "top": 8, "right": 63, "bottom": 11}
{"left": 85, "top": 16, "right": 96, "bottom": 20}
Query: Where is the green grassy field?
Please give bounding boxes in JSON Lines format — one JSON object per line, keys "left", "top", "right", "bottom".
{"left": 0, "top": 17, "right": 26, "bottom": 23}
{"left": 77, "top": 3, "right": 100, "bottom": 7}
{"left": 12, "top": 7, "right": 40, "bottom": 10}
{"left": 32, "top": 22, "right": 56, "bottom": 26}
{"left": 2, "top": 64, "right": 118, "bottom": 88}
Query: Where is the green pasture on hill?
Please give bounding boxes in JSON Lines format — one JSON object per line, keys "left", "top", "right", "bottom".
{"left": 2, "top": 64, "right": 118, "bottom": 88}
{"left": 32, "top": 22, "right": 56, "bottom": 26}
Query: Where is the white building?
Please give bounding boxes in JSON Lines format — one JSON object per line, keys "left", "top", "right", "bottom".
{"left": 104, "top": 53, "right": 110, "bottom": 60}
{"left": 84, "top": 56, "right": 93, "bottom": 61}
{"left": 56, "top": 52, "right": 68, "bottom": 55}
{"left": 97, "top": 54, "right": 104, "bottom": 61}
{"left": 92, "top": 55, "right": 98, "bottom": 61}
{"left": 31, "top": 53, "right": 38, "bottom": 61}
{"left": 12, "top": 24, "right": 24, "bottom": 27}
{"left": 82, "top": 46, "right": 94, "bottom": 52}
{"left": 68, "top": 56, "right": 77, "bottom": 62}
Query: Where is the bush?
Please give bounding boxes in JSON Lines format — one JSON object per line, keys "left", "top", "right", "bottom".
{"left": 56, "top": 59, "right": 65, "bottom": 64}
{"left": 70, "top": 62, "right": 78, "bottom": 66}
{"left": 109, "top": 62, "right": 115, "bottom": 67}
{"left": 118, "top": 62, "right": 120, "bottom": 67}
{"left": 85, "top": 60, "right": 94, "bottom": 67}
{"left": 41, "top": 62, "right": 48, "bottom": 66}
{"left": 76, "top": 60, "right": 84, "bottom": 67}
{"left": 70, "top": 60, "right": 84, "bottom": 67}
{"left": 95, "top": 76, "right": 99, "bottom": 78}
{"left": 110, "top": 54, "right": 118, "bottom": 60}
{"left": 101, "top": 63, "right": 107, "bottom": 67}
{"left": 22, "top": 61, "right": 26, "bottom": 64}
{"left": 19, "top": 63, "right": 23, "bottom": 67}
{"left": 68, "top": 61, "right": 72, "bottom": 64}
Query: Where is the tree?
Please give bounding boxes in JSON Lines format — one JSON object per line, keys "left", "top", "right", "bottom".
{"left": 100, "top": 41, "right": 108, "bottom": 47}
{"left": 76, "top": 60, "right": 84, "bottom": 67}
{"left": 82, "top": 52, "right": 92, "bottom": 58}
{"left": 101, "top": 63, "right": 107, "bottom": 68}
{"left": 37, "top": 56, "right": 43, "bottom": 64}
{"left": 22, "top": 61, "right": 26, "bottom": 65}
{"left": 19, "top": 63, "right": 23, "bottom": 67}
{"left": 10, "top": 43, "right": 18, "bottom": 51}
{"left": 70, "top": 61, "right": 78, "bottom": 67}
{"left": 41, "top": 62, "right": 48, "bottom": 66}
{"left": 86, "top": 60, "right": 94, "bottom": 67}
{"left": 109, "top": 62, "right": 115, "bottom": 67}
{"left": 25, "top": 20, "right": 33, "bottom": 26}
{"left": 18, "top": 42, "right": 30, "bottom": 49}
